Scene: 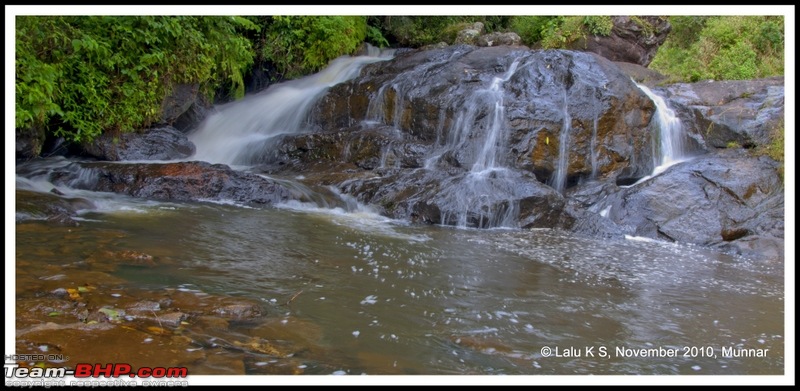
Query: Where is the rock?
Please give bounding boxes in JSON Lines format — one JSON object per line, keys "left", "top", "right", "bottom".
{"left": 47, "top": 160, "right": 300, "bottom": 206}
{"left": 16, "top": 320, "right": 204, "bottom": 370}
{"left": 16, "top": 126, "right": 46, "bottom": 161}
{"left": 81, "top": 126, "right": 196, "bottom": 161}
{"left": 213, "top": 303, "right": 263, "bottom": 320}
{"left": 613, "top": 61, "right": 668, "bottom": 87}
{"left": 112, "top": 250, "right": 156, "bottom": 267}
{"left": 313, "top": 45, "right": 658, "bottom": 188}
{"left": 454, "top": 22, "right": 484, "bottom": 45}
{"left": 126, "top": 300, "right": 162, "bottom": 315}
{"left": 420, "top": 42, "right": 448, "bottom": 51}
{"left": 271, "top": 45, "right": 663, "bottom": 227}
{"left": 657, "top": 77, "right": 785, "bottom": 149}
{"left": 161, "top": 84, "right": 199, "bottom": 125}
{"left": 158, "top": 312, "right": 188, "bottom": 327}
{"left": 476, "top": 32, "right": 522, "bottom": 47}
{"left": 569, "top": 16, "right": 671, "bottom": 67}
{"left": 15, "top": 189, "right": 94, "bottom": 226}
{"left": 173, "top": 94, "right": 213, "bottom": 133}
{"left": 600, "top": 150, "right": 783, "bottom": 258}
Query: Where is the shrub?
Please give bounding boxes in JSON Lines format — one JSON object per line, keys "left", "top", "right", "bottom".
{"left": 650, "top": 16, "right": 784, "bottom": 82}
{"left": 15, "top": 16, "right": 256, "bottom": 143}
{"left": 259, "top": 16, "right": 368, "bottom": 79}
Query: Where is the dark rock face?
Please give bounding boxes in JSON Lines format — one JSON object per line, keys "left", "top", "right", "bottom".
{"left": 657, "top": 77, "right": 785, "bottom": 149}
{"left": 570, "top": 16, "right": 671, "bottom": 67}
{"left": 16, "top": 127, "right": 46, "bottom": 161}
{"left": 47, "top": 161, "right": 299, "bottom": 206}
{"left": 160, "top": 84, "right": 200, "bottom": 125}
{"left": 269, "top": 45, "right": 661, "bottom": 227}
{"left": 312, "top": 45, "right": 658, "bottom": 187}
{"left": 598, "top": 150, "right": 783, "bottom": 258}
{"left": 161, "top": 83, "right": 214, "bottom": 133}
{"left": 81, "top": 126, "right": 196, "bottom": 162}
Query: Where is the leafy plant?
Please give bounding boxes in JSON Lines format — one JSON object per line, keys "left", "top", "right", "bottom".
{"left": 15, "top": 16, "right": 256, "bottom": 144}
{"left": 259, "top": 16, "right": 367, "bottom": 79}
{"left": 650, "top": 16, "right": 784, "bottom": 82}
{"left": 509, "top": 15, "right": 613, "bottom": 48}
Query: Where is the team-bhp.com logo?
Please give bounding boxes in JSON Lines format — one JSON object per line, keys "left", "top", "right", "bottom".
{"left": 6, "top": 357, "right": 189, "bottom": 387}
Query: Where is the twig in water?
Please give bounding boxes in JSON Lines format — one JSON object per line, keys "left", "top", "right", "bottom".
{"left": 286, "top": 289, "right": 304, "bottom": 306}
{"left": 151, "top": 309, "right": 163, "bottom": 329}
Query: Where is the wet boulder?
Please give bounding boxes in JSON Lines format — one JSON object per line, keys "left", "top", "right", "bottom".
{"left": 600, "top": 150, "right": 783, "bottom": 259}
{"left": 47, "top": 161, "right": 300, "bottom": 206}
{"left": 656, "top": 77, "right": 785, "bottom": 149}
{"left": 82, "top": 126, "right": 196, "bottom": 162}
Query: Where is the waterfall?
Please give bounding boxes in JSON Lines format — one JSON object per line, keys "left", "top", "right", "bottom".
{"left": 637, "top": 84, "right": 686, "bottom": 173}
{"left": 471, "top": 60, "right": 520, "bottom": 173}
{"left": 365, "top": 84, "right": 388, "bottom": 124}
{"left": 189, "top": 47, "right": 393, "bottom": 166}
{"left": 429, "top": 58, "right": 525, "bottom": 228}
{"left": 551, "top": 89, "right": 571, "bottom": 194}
{"left": 590, "top": 113, "right": 599, "bottom": 179}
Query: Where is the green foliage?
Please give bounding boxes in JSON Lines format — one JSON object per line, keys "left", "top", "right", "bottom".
{"left": 759, "top": 121, "right": 784, "bottom": 181}
{"left": 509, "top": 16, "right": 556, "bottom": 45}
{"left": 650, "top": 16, "right": 784, "bottom": 82}
{"left": 377, "top": 16, "right": 506, "bottom": 47}
{"left": 259, "top": 16, "right": 367, "bottom": 79}
{"left": 15, "top": 16, "right": 256, "bottom": 143}
{"left": 540, "top": 16, "right": 586, "bottom": 49}
{"left": 509, "top": 15, "right": 613, "bottom": 48}
{"left": 710, "top": 40, "right": 758, "bottom": 80}
{"left": 666, "top": 16, "right": 709, "bottom": 49}
{"left": 584, "top": 16, "right": 614, "bottom": 36}
{"left": 366, "top": 24, "right": 390, "bottom": 48}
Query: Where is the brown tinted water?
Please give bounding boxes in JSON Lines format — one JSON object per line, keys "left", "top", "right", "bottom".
{"left": 14, "top": 199, "right": 784, "bottom": 375}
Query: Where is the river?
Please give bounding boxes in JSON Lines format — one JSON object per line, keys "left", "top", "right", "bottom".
{"left": 13, "top": 185, "right": 784, "bottom": 376}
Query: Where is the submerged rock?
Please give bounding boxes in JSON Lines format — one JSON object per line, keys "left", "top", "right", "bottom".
{"left": 15, "top": 189, "right": 94, "bottom": 226}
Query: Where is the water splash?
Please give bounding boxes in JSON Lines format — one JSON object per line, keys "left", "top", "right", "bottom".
{"left": 190, "top": 47, "right": 394, "bottom": 166}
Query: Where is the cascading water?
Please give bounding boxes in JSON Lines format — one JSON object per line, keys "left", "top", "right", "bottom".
{"left": 551, "top": 89, "right": 572, "bottom": 194}
{"left": 637, "top": 84, "right": 686, "bottom": 175}
{"left": 470, "top": 60, "right": 520, "bottom": 173}
{"left": 189, "top": 47, "right": 394, "bottom": 166}
{"left": 431, "top": 59, "right": 525, "bottom": 228}
{"left": 590, "top": 92, "right": 600, "bottom": 179}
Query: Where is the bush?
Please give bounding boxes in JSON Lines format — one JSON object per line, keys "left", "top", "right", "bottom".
{"left": 509, "top": 15, "right": 613, "bottom": 48}
{"left": 259, "top": 16, "right": 368, "bottom": 80}
{"left": 509, "top": 16, "right": 556, "bottom": 45}
{"left": 650, "top": 16, "right": 784, "bottom": 82}
{"left": 15, "top": 16, "right": 256, "bottom": 143}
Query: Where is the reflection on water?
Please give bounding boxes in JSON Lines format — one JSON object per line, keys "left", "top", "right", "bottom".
{"left": 14, "top": 196, "right": 783, "bottom": 375}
